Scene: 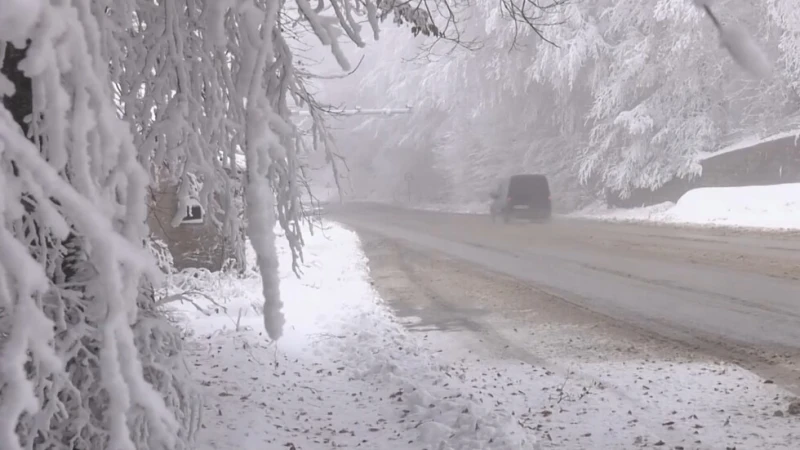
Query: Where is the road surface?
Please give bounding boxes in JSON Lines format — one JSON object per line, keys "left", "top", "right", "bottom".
{"left": 326, "top": 202, "right": 800, "bottom": 390}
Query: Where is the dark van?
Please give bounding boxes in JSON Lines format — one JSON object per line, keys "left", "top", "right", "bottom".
{"left": 489, "top": 174, "right": 552, "bottom": 223}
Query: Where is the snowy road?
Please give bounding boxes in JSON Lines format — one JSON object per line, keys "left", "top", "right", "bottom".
{"left": 327, "top": 202, "right": 800, "bottom": 392}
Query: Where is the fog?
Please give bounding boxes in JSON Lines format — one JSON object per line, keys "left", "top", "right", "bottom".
{"left": 300, "top": 0, "right": 800, "bottom": 213}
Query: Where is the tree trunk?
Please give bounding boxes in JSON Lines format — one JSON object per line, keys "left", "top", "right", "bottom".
{"left": 1, "top": 42, "right": 32, "bottom": 138}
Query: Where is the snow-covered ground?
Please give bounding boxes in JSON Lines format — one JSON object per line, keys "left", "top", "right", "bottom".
{"left": 164, "top": 220, "right": 800, "bottom": 449}
{"left": 576, "top": 183, "right": 800, "bottom": 230}
{"left": 422, "top": 338, "right": 800, "bottom": 449}
{"left": 166, "top": 223, "right": 534, "bottom": 450}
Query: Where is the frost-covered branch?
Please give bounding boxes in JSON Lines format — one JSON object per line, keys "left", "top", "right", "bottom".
{"left": 327, "top": 0, "right": 800, "bottom": 210}
{"left": 0, "top": 1, "right": 199, "bottom": 448}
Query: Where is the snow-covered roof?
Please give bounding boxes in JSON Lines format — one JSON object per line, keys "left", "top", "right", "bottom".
{"left": 697, "top": 129, "right": 800, "bottom": 162}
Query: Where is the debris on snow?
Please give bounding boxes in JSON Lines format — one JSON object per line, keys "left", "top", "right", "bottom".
{"left": 168, "top": 222, "right": 538, "bottom": 450}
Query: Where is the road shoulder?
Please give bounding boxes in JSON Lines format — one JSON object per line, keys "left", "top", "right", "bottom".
{"left": 356, "top": 231, "right": 800, "bottom": 449}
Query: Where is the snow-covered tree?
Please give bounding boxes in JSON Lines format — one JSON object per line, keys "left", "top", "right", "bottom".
{"left": 0, "top": 2, "right": 196, "bottom": 448}
{"left": 341, "top": 0, "right": 798, "bottom": 204}
{"left": 322, "top": 0, "right": 589, "bottom": 207}
{"left": 0, "top": 0, "right": 568, "bottom": 447}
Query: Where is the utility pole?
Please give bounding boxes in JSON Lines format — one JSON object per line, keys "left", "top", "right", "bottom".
{"left": 405, "top": 172, "right": 413, "bottom": 203}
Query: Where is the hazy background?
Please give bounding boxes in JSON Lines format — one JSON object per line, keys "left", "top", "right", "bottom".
{"left": 300, "top": 0, "right": 800, "bottom": 212}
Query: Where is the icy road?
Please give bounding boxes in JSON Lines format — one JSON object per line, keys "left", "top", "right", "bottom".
{"left": 327, "top": 202, "right": 800, "bottom": 392}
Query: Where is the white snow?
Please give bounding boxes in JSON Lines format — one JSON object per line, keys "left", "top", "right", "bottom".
{"left": 577, "top": 183, "right": 800, "bottom": 230}
{"left": 165, "top": 220, "right": 800, "bottom": 449}
{"left": 425, "top": 341, "right": 800, "bottom": 450}
{"left": 0, "top": 0, "right": 44, "bottom": 44}
{"left": 167, "top": 222, "right": 536, "bottom": 450}
{"left": 576, "top": 200, "right": 677, "bottom": 223}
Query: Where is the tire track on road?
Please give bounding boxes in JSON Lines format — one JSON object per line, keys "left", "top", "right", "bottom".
{"left": 359, "top": 233, "right": 720, "bottom": 447}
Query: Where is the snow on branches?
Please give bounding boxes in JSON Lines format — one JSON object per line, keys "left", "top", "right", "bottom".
{"left": 2, "top": 0, "right": 647, "bottom": 446}
{"left": 1, "top": 0, "right": 461, "bottom": 446}
{"left": 0, "top": 0, "right": 192, "bottom": 449}
{"left": 340, "top": 0, "right": 800, "bottom": 205}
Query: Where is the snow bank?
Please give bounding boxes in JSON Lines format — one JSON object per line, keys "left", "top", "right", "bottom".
{"left": 166, "top": 222, "right": 536, "bottom": 449}
{"left": 576, "top": 183, "right": 800, "bottom": 230}
{"left": 576, "top": 200, "right": 677, "bottom": 223}
{"left": 664, "top": 183, "right": 800, "bottom": 229}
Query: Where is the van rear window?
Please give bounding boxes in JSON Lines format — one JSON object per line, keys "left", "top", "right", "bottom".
{"left": 508, "top": 175, "right": 550, "bottom": 198}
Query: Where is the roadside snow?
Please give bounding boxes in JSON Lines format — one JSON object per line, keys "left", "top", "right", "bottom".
{"left": 576, "top": 201, "right": 677, "bottom": 223}
{"left": 166, "top": 222, "right": 536, "bottom": 450}
{"left": 576, "top": 183, "right": 800, "bottom": 230}
{"left": 164, "top": 215, "right": 800, "bottom": 450}
{"left": 424, "top": 340, "right": 800, "bottom": 450}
